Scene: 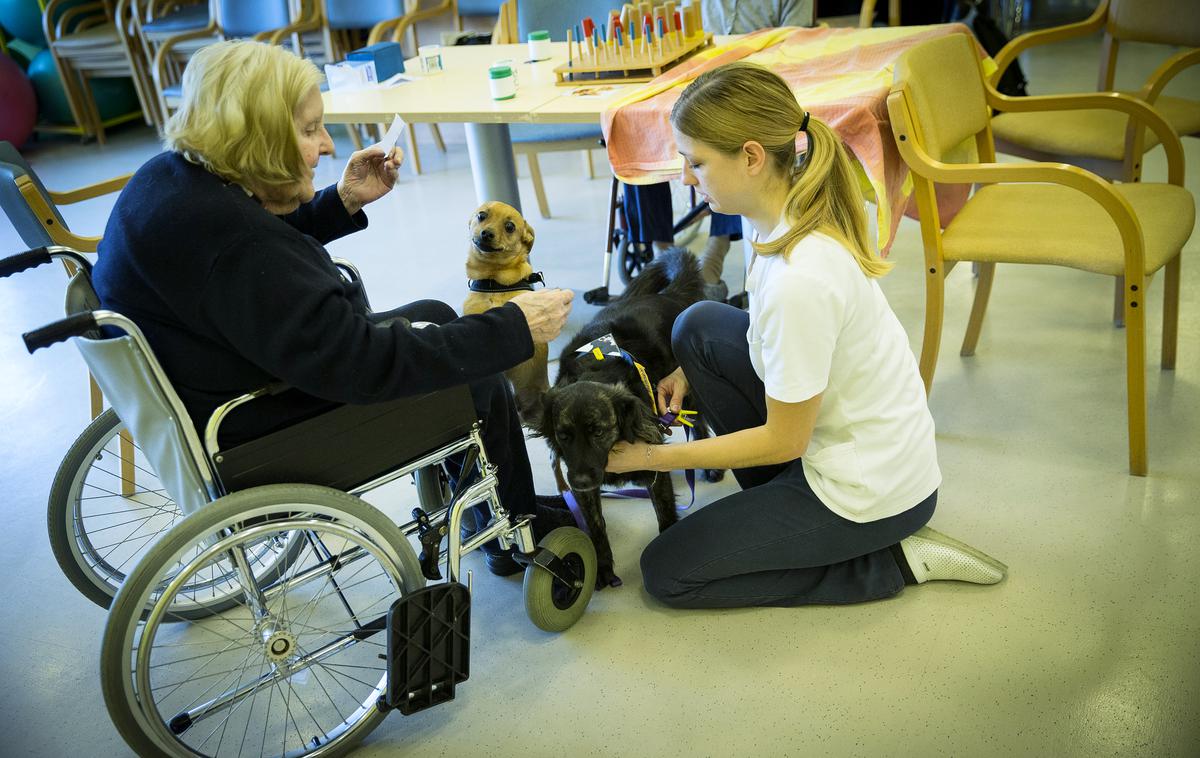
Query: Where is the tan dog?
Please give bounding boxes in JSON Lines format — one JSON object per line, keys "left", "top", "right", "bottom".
{"left": 463, "top": 201, "right": 549, "bottom": 424}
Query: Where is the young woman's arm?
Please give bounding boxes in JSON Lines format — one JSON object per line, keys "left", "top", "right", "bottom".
{"left": 607, "top": 392, "right": 822, "bottom": 473}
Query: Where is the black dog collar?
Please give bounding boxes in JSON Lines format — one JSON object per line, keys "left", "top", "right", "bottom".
{"left": 467, "top": 271, "right": 545, "bottom": 293}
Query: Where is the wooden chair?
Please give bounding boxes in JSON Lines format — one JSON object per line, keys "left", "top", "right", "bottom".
{"left": 887, "top": 33, "right": 1194, "bottom": 476}
{"left": 990, "top": 0, "right": 1200, "bottom": 324}
{"left": 0, "top": 141, "right": 137, "bottom": 492}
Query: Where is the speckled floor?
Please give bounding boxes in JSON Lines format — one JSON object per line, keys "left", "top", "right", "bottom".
{"left": 1, "top": 27, "right": 1197, "bottom": 758}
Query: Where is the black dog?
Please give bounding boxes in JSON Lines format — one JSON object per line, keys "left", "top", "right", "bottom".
{"left": 535, "top": 249, "right": 720, "bottom": 589}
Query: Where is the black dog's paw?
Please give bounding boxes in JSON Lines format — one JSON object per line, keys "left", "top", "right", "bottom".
{"left": 595, "top": 564, "right": 620, "bottom": 590}
{"left": 702, "top": 468, "right": 725, "bottom": 483}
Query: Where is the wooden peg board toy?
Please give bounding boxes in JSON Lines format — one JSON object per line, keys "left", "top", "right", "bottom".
{"left": 555, "top": 2, "right": 714, "bottom": 86}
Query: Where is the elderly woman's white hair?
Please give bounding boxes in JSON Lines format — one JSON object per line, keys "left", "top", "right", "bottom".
{"left": 164, "top": 40, "right": 323, "bottom": 203}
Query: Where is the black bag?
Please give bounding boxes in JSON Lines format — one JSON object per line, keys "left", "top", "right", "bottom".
{"left": 953, "top": 1, "right": 1028, "bottom": 96}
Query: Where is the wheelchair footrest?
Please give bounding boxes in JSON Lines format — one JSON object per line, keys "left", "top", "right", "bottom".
{"left": 385, "top": 583, "right": 471, "bottom": 715}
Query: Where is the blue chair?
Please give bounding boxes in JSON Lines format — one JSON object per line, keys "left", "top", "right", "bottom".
{"left": 320, "top": 0, "right": 461, "bottom": 174}
{"left": 504, "top": 0, "right": 616, "bottom": 218}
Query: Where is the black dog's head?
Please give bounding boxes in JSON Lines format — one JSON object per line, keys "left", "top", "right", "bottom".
{"left": 535, "top": 381, "right": 664, "bottom": 492}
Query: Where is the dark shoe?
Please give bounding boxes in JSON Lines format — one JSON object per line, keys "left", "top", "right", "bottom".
{"left": 462, "top": 495, "right": 580, "bottom": 577}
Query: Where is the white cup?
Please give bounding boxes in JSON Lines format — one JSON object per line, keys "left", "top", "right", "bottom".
{"left": 418, "top": 44, "right": 443, "bottom": 74}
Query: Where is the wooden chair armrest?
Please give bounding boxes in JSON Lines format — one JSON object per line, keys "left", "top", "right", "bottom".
{"left": 991, "top": 0, "right": 1108, "bottom": 86}
{"left": 383, "top": 0, "right": 456, "bottom": 46}
{"left": 260, "top": 16, "right": 324, "bottom": 46}
{"left": 1138, "top": 47, "right": 1200, "bottom": 105}
{"left": 45, "top": 0, "right": 106, "bottom": 42}
{"left": 986, "top": 89, "right": 1185, "bottom": 185}
{"left": 153, "top": 24, "right": 219, "bottom": 86}
{"left": 888, "top": 87, "right": 1146, "bottom": 278}
{"left": 47, "top": 173, "right": 133, "bottom": 204}
{"left": 16, "top": 176, "right": 105, "bottom": 253}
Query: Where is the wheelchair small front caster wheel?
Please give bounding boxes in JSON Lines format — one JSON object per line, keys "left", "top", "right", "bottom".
{"left": 522, "top": 527, "right": 597, "bottom": 632}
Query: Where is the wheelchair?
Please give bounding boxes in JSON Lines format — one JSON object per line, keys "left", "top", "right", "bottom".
{"left": 6, "top": 245, "right": 598, "bottom": 758}
{"left": 3, "top": 246, "right": 443, "bottom": 615}
{"left": 584, "top": 176, "right": 711, "bottom": 305}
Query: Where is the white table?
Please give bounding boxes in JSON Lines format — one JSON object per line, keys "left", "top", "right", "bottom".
{"left": 321, "top": 42, "right": 650, "bottom": 212}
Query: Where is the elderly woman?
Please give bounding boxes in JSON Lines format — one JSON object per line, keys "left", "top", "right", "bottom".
{"left": 94, "top": 40, "right": 576, "bottom": 573}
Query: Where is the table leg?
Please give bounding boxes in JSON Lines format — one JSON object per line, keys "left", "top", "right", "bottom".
{"left": 464, "top": 122, "right": 522, "bottom": 212}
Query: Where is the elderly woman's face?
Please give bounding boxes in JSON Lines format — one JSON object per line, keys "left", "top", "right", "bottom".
{"left": 292, "top": 86, "right": 333, "bottom": 205}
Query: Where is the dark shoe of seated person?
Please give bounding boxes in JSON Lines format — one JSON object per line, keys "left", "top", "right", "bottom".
{"left": 461, "top": 495, "right": 579, "bottom": 576}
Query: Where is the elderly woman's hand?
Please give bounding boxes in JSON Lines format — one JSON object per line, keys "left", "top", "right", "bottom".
{"left": 337, "top": 146, "right": 402, "bottom": 215}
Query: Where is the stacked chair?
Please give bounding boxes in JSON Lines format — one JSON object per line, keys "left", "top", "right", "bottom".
{"left": 990, "top": 0, "right": 1200, "bottom": 324}
{"left": 887, "top": 32, "right": 1194, "bottom": 476}
{"left": 148, "top": 0, "right": 323, "bottom": 123}
{"left": 41, "top": 0, "right": 156, "bottom": 142}
{"left": 129, "top": 1, "right": 212, "bottom": 129}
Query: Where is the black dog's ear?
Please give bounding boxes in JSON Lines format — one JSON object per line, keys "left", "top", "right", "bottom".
{"left": 529, "top": 389, "right": 556, "bottom": 441}
{"left": 614, "top": 390, "right": 657, "bottom": 443}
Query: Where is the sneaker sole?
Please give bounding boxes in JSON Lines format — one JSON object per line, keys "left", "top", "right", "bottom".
{"left": 913, "top": 526, "right": 1008, "bottom": 578}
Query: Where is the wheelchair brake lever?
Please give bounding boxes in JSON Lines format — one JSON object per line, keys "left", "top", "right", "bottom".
{"left": 412, "top": 508, "right": 445, "bottom": 581}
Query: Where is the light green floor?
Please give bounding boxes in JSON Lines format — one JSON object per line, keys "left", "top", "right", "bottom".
{"left": 0, "top": 33, "right": 1197, "bottom": 758}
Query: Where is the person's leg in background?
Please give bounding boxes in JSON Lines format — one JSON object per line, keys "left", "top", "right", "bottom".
{"left": 699, "top": 211, "right": 743, "bottom": 302}
{"left": 623, "top": 182, "right": 675, "bottom": 254}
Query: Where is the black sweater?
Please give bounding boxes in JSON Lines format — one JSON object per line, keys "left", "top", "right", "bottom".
{"left": 94, "top": 151, "right": 532, "bottom": 442}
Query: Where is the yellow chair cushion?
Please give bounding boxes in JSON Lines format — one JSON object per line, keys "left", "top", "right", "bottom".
{"left": 940, "top": 182, "right": 1195, "bottom": 276}
{"left": 991, "top": 95, "right": 1200, "bottom": 162}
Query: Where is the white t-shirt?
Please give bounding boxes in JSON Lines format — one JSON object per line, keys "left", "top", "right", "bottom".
{"left": 746, "top": 225, "right": 941, "bottom": 523}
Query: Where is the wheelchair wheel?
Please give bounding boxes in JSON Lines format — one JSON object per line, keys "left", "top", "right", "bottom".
{"left": 615, "top": 235, "right": 655, "bottom": 285}
{"left": 47, "top": 409, "right": 301, "bottom": 619}
{"left": 414, "top": 464, "right": 451, "bottom": 510}
{"left": 101, "top": 483, "right": 423, "bottom": 758}
{"left": 522, "top": 527, "right": 597, "bottom": 632}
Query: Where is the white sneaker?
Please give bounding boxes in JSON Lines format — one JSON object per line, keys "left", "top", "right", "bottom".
{"left": 900, "top": 527, "right": 1007, "bottom": 585}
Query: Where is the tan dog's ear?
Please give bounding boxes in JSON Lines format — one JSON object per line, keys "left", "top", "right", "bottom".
{"left": 521, "top": 218, "right": 535, "bottom": 252}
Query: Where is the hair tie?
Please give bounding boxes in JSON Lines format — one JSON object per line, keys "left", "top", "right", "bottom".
{"left": 799, "top": 111, "right": 810, "bottom": 133}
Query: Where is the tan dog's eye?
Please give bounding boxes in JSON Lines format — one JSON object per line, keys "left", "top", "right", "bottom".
{"left": 477, "top": 211, "right": 487, "bottom": 221}
{"left": 504, "top": 221, "right": 516, "bottom": 234}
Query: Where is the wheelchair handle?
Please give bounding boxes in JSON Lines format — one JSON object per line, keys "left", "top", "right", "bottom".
{"left": 0, "top": 247, "right": 51, "bottom": 277}
{"left": 23, "top": 312, "right": 98, "bottom": 353}
{"left": 0, "top": 246, "right": 92, "bottom": 278}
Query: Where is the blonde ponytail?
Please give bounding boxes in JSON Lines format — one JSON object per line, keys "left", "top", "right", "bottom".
{"left": 670, "top": 62, "right": 891, "bottom": 278}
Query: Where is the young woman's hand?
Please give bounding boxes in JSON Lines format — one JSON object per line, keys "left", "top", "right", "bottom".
{"left": 337, "top": 145, "right": 403, "bottom": 214}
{"left": 656, "top": 366, "right": 691, "bottom": 415}
{"left": 606, "top": 441, "right": 655, "bottom": 474}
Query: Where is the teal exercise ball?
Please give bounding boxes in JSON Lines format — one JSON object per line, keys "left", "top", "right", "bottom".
{"left": 0, "top": 52, "right": 36, "bottom": 146}
{"left": 27, "top": 49, "right": 140, "bottom": 125}
{"left": 0, "top": 0, "right": 47, "bottom": 45}
{"left": 0, "top": 0, "right": 89, "bottom": 47}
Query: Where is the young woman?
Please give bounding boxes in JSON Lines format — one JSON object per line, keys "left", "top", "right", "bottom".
{"left": 606, "top": 62, "right": 1006, "bottom": 608}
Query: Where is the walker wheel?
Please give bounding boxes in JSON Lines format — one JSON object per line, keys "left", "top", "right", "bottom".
{"left": 522, "top": 527, "right": 596, "bottom": 632}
